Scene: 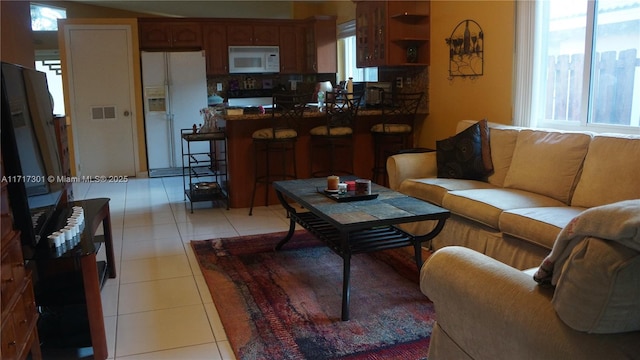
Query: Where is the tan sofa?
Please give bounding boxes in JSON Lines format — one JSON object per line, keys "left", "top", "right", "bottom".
{"left": 387, "top": 121, "right": 640, "bottom": 359}
{"left": 387, "top": 120, "right": 640, "bottom": 269}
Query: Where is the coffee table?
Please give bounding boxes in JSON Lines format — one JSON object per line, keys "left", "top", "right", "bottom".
{"left": 272, "top": 178, "right": 450, "bottom": 321}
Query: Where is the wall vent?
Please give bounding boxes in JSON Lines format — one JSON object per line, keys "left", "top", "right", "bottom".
{"left": 91, "top": 106, "right": 117, "bottom": 120}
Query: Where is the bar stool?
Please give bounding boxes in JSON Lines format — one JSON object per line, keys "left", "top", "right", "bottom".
{"left": 370, "top": 91, "right": 424, "bottom": 186}
{"left": 249, "top": 93, "right": 307, "bottom": 215}
{"left": 309, "top": 91, "right": 363, "bottom": 177}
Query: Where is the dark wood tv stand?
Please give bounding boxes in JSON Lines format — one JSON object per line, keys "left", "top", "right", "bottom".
{"left": 33, "top": 197, "right": 115, "bottom": 360}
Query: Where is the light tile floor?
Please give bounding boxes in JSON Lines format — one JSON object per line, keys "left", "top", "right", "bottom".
{"left": 72, "top": 176, "right": 294, "bottom": 359}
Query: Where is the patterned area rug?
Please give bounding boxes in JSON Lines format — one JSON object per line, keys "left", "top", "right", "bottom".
{"left": 190, "top": 230, "right": 434, "bottom": 360}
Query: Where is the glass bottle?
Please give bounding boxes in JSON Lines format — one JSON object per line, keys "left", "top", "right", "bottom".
{"left": 463, "top": 20, "right": 471, "bottom": 55}
{"left": 317, "top": 91, "right": 325, "bottom": 112}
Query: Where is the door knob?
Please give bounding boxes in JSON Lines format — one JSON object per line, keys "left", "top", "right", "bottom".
{"left": 124, "top": 110, "right": 130, "bottom": 116}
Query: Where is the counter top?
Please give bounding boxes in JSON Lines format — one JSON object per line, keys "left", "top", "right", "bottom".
{"left": 221, "top": 108, "right": 385, "bottom": 121}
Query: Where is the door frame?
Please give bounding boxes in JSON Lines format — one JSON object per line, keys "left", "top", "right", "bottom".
{"left": 59, "top": 18, "right": 146, "bottom": 177}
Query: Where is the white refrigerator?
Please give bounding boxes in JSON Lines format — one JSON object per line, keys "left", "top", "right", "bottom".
{"left": 141, "top": 51, "right": 208, "bottom": 176}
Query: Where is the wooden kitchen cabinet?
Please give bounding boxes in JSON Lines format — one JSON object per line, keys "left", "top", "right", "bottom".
{"left": 279, "top": 23, "right": 306, "bottom": 74}
{"left": 356, "top": 1, "right": 386, "bottom": 67}
{"left": 304, "top": 16, "right": 337, "bottom": 74}
{"left": 227, "top": 23, "right": 279, "bottom": 46}
{"left": 356, "top": 0, "right": 430, "bottom": 67}
{"left": 138, "top": 20, "right": 203, "bottom": 49}
{"left": 203, "top": 23, "right": 228, "bottom": 75}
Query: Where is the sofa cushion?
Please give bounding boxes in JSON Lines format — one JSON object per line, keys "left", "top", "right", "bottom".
{"left": 571, "top": 134, "right": 640, "bottom": 208}
{"left": 486, "top": 128, "right": 520, "bottom": 187}
{"left": 442, "top": 188, "right": 566, "bottom": 229}
{"left": 552, "top": 237, "right": 640, "bottom": 334}
{"left": 398, "top": 178, "right": 496, "bottom": 206}
{"left": 499, "top": 207, "right": 586, "bottom": 249}
{"left": 503, "top": 130, "right": 592, "bottom": 204}
{"left": 436, "top": 120, "right": 493, "bottom": 180}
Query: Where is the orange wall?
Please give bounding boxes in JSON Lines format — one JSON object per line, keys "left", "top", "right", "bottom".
{"left": 1, "top": 1, "right": 35, "bottom": 67}
{"left": 421, "top": 1, "right": 515, "bottom": 148}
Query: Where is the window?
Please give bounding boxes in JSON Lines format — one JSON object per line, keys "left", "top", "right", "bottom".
{"left": 337, "top": 21, "right": 377, "bottom": 85}
{"left": 35, "top": 50, "right": 65, "bottom": 115}
{"left": 30, "top": 3, "right": 66, "bottom": 31}
{"left": 527, "top": 0, "right": 640, "bottom": 133}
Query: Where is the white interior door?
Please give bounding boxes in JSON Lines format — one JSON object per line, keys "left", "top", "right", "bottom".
{"left": 63, "top": 24, "right": 138, "bottom": 177}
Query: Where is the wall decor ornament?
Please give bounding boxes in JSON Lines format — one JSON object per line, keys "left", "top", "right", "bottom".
{"left": 446, "top": 19, "right": 484, "bottom": 78}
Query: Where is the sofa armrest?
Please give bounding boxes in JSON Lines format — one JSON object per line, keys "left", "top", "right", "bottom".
{"left": 421, "top": 247, "right": 640, "bottom": 360}
{"left": 386, "top": 152, "right": 437, "bottom": 190}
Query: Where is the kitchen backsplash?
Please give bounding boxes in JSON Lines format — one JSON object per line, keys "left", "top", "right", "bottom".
{"left": 378, "top": 66, "right": 430, "bottom": 113}
{"left": 206, "top": 73, "right": 336, "bottom": 100}
{"left": 206, "top": 66, "right": 429, "bottom": 113}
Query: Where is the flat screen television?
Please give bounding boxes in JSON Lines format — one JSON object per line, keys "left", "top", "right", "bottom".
{"left": 1, "top": 62, "right": 65, "bottom": 252}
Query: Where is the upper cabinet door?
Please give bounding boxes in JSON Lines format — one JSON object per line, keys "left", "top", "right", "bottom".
{"left": 203, "top": 23, "right": 228, "bottom": 75}
{"left": 226, "top": 24, "right": 253, "bottom": 45}
{"left": 139, "top": 21, "right": 202, "bottom": 49}
{"left": 355, "top": 1, "right": 387, "bottom": 67}
{"left": 355, "top": 2, "right": 369, "bottom": 68}
{"left": 227, "top": 24, "right": 279, "bottom": 46}
{"left": 252, "top": 25, "right": 279, "bottom": 45}
{"left": 279, "top": 24, "right": 305, "bottom": 74}
{"left": 170, "top": 22, "right": 203, "bottom": 48}
{"left": 138, "top": 22, "right": 172, "bottom": 49}
{"left": 305, "top": 16, "right": 337, "bottom": 74}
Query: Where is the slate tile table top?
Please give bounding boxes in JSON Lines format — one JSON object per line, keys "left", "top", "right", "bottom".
{"left": 272, "top": 177, "right": 450, "bottom": 321}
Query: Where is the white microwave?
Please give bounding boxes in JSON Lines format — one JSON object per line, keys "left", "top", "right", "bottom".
{"left": 228, "top": 46, "right": 280, "bottom": 74}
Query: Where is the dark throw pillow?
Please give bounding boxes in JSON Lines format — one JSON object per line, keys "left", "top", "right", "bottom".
{"left": 436, "top": 120, "right": 493, "bottom": 180}
{"left": 479, "top": 119, "right": 494, "bottom": 173}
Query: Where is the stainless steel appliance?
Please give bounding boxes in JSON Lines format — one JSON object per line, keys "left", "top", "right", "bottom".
{"left": 365, "top": 82, "right": 392, "bottom": 107}
{"left": 228, "top": 46, "right": 280, "bottom": 74}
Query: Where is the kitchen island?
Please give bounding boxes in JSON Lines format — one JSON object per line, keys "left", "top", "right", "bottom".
{"left": 221, "top": 108, "right": 426, "bottom": 208}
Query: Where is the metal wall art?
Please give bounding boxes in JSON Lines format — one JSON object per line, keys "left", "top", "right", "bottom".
{"left": 446, "top": 19, "right": 484, "bottom": 78}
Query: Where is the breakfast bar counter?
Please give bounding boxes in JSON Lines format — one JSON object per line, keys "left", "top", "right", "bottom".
{"left": 221, "top": 109, "right": 426, "bottom": 209}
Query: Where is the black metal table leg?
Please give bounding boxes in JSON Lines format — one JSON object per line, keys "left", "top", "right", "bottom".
{"left": 413, "top": 240, "right": 423, "bottom": 268}
{"left": 412, "top": 218, "right": 447, "bottom": 267}
{"left": 341, "top": 254, "right": 351, "bottom": 321}
{"left": 274, "top": 189, "right": 297, "bottom": 250}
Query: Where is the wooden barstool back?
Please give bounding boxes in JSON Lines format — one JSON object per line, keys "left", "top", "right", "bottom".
{"left": 310, "top": 91, "right": 363, "bottom": 177}
{"left": 249, "top": 92, "right": 308, "bottom": 215}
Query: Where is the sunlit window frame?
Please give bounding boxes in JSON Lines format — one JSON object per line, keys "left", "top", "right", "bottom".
{"left": 30, "top": 3, "right": 66, "bottom": 31}
{"left": 516, "top": 0, "right": 640, "bottom": 135}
